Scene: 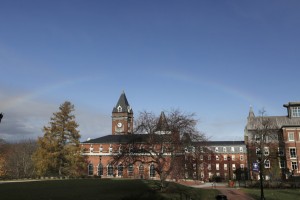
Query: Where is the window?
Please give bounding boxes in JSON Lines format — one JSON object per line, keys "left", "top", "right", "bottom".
{"left": 240, "top": 155, "right": 244, "bottom": 161}
{"left": 223, "top": 147, "right": 227, "bottom": 152}
{"left": 216, "top": 155, "right": 219, "bottom": 160}
{"left": 256, "top": 147, "right": 261, "bottom": 155}
{"left": 240, "top": 147, "right": 243, "bottom": 152}
{"left": 107, "top": 164, "right": 113, "bottom": 176}
{"left": 200, "top": 155, "right": 203, "bottom": 160}
{"left": 119, "top": 145, "right": 122, "bottom": 153}
{"left": 264, "top": 160, "right": 270, "bottom": 168}
{"left": 117, "top": 105, "right": 122, "bottom": 112}
{"left": 99, "top": 145, "right": 103, "bottom": 152}
{"left": 224, "top": 155, "right": 227, "bottom": 160}
{"left": 216, "top": 163, "right": 219, "bottom": 170}
{"left": 290, "top": 148, "right": 297, "bottom": 158}
{"left": 90, "top": 145, "right": 93, "bottom": 153}
{"left": 232, "top": 155, "right": 235, "bottom": 161}
{"left": 109, "top": 144, "right": 113, "bottom": 153}
{"left": 97, "top": 164, "right": 103, "bottom": 176}
{"left": 255, "top": 135, "right": 260, "bottom": 142}
{"left": 291, "top": 107, "right": 300, "bottom": 117}
{"left": 128, "top": 164, "right": 134, "bottom": 176}
{"left": 200, "top": 163, "right": 204, "bottom": 170}
{"left": 139, "top": 164, "right": 144, "bottom": 178}
{"left": 231, "top": 147, "right": 235, "bottom": 152}
{"left": 240, "top": 164, "right": 245, "bottom": 169}
{"left": 292, "top": 161, "right": 298, "bottom": 170}
{"left": 264, "top": 147, "right": 269, "bottom": 156}
{"left": 232, "top": 164, "right": 236, "bottom": 170}
{"left": 288, "top": 132, "right": 295, "bottom": 141}
{"left": 224, "top": 164, "right": 227, "bottom": 170}
{"left": 88, "top": 163, "right": 93, "bottom": 176}
{"left": 215, "top": 147, "right": 219, "bottom": 152}
{"left": 118, "top": 164, "right": 123, "bottom": 177}
{"left": 208, "top": 155, "right": 211, "bottom": 160}
{"left": 208, "top": 164, "right": 211, "bottom": 170}
{"left": 150, "top": 164, "right": 155, "bottom": 178}
{"left": 279, "top": 160, "right": 285, "bottom": 168}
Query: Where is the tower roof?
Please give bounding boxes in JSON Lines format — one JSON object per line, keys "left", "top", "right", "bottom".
{"left": 156, "top": 111, "right": 169, "bottom": 131}
{"left": 112, "top": 91, "right": 133, "bottom": 113}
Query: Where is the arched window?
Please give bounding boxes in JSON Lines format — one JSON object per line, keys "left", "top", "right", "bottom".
{"left": 150, "top": 164, "right": 155, "bottom": 178}
{"left": 107, "top": 164, "right": 113, "bottom": 176}
{"left": 88, "top": 163, "right": 93, "bottom": 176}
{"left": 139, "top": 164, "right": 144, "bottom": 179}
{"left": 118, "top": 164, "right": 123, "bottom": 177}
{"left": 98, "top": 163, "right": 103, "bottom": 176}
{"left": 128, "top": 164, "right": 134, "bottom": 177}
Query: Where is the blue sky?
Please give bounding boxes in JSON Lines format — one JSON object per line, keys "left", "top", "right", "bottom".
{"left": 0, "top": 0, "right": 300, "bottom": 141}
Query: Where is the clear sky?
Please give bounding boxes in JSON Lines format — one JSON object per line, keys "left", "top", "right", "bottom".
{"left": 0, "top": 0, "right": 300, "bottom": 142}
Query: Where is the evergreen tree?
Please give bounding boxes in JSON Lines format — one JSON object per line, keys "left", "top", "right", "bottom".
{"left": 33, "top": 101, "right": 86, "bottom": 177}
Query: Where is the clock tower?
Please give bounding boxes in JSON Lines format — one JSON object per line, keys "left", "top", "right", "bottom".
{"left": 112, "top": 91, "right": 133, "bottom": 135}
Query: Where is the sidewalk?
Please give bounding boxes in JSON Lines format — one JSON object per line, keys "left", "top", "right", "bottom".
{"left": 185, "top": 182, "right": 255, "bottom": 200}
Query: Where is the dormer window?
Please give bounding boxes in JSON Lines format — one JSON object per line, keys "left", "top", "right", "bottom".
{"left": 117, "top": 105, "right": 122, "bottom": 112}
{"left": 291, "top": 107, "right": 300, "bottom": 117}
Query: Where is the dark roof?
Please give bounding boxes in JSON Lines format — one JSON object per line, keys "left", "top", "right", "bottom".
{"left": 246, "top": 116, "right": 300, "bottom": 130}
{"left": 82, "top": 134, "right": 173, "bottom": 144}
{"left": 112, "top": 91, "right": 133, "bottom": 113}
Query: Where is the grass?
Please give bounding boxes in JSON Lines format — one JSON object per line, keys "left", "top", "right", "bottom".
{"left": 0, "top": 179, "right": 218, "bottom": 200}
{"left": 243, "top": 188, "right": 300, "bottom": 200}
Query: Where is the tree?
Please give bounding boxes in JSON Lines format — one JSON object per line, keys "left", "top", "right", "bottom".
{"left": 33, "top": 101, "right": 86, "bottom": 177}
{"left": 248, "top": 109, "right": 279, "bottom": 199}
{"left": 4, "top": 140, "right": 37, "bottom": 179}
{"left": 113, "top": 109, "right": 206, "bottom": 190}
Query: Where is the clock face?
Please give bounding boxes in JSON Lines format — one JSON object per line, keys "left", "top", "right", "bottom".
{"left": 117, "top": 122, "right": 123, "bottom": 128}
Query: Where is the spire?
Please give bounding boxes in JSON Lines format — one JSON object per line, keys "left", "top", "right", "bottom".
{"left": 112, "top": 91, "right": 133, "bottom": 113}
{"left": 248, "top": 105, "right": 255, "bottom": 120}
{"left": 156, "top": 111, "right": 170, "bottom": 133}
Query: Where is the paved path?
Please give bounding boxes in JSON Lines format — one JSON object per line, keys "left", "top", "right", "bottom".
{"left": 216, "top": 188, "right": 255, "bottom": 200}
{"left": 185, "top": 182, "right": 254, "bottom": 200}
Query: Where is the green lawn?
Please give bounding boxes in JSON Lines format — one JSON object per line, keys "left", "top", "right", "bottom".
{"left": 243, "top": 188, "right": 300, "bottom": 200}
{"left": 0, "top": 179, "right": 218, "bottom": 200}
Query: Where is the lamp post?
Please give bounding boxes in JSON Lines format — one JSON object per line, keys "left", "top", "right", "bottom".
{"left": 257, "top": 151, "right": 265, "bottom": 200}
{"left": 227, "top": 156, "right": 231, "bottom": 181}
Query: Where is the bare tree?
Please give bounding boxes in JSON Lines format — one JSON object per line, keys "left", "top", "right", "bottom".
{"left": 248, "top": 109, "right": 279, "bottom": 199}
{"left": 112, "top": 109, "right": 206, "bottom": 190}
{"left": 4, "top": 140, "right": 37, "bottom": 179}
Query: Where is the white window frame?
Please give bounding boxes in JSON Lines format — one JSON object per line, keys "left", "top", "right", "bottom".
{"left": 240, "top": 147, "right": 243, "bottom": 152}
{"left": 240, "top": 155, "right": 244, "bottom": 161}
{"left": 216, "top": 155, "right": 219, "bottom": 161}
{"left": 288, "top": 132, "right": 295, "bottom": 141}
{"left": 216, "top": 163, "right": 219, "bottom": 171}
{"left": 215, "top": 147, "right": 219, "bottom": 152}
{"left": 231, "top": 147, "right": 235, "bottom": 152}
{"left": 223, "top": 147, "right": 227, "bottom": 152}
{"left": 264, "top": 147, "right": 269, "bottom": 156}
{"left": 290, "top": 147, "right": 297, "bottom": 158}
{"left": 264, "top": 160, "right": 270, "bottom": 168}
{"left": 291, "top": 107, "right": 300, "bottom": 117}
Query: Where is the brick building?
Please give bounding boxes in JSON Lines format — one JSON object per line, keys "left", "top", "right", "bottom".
{"left": 244, "top": 102, "right": 300, "bottom": 180}
{"left": 81, "top": 92, "right": 248, "bottom": 182}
